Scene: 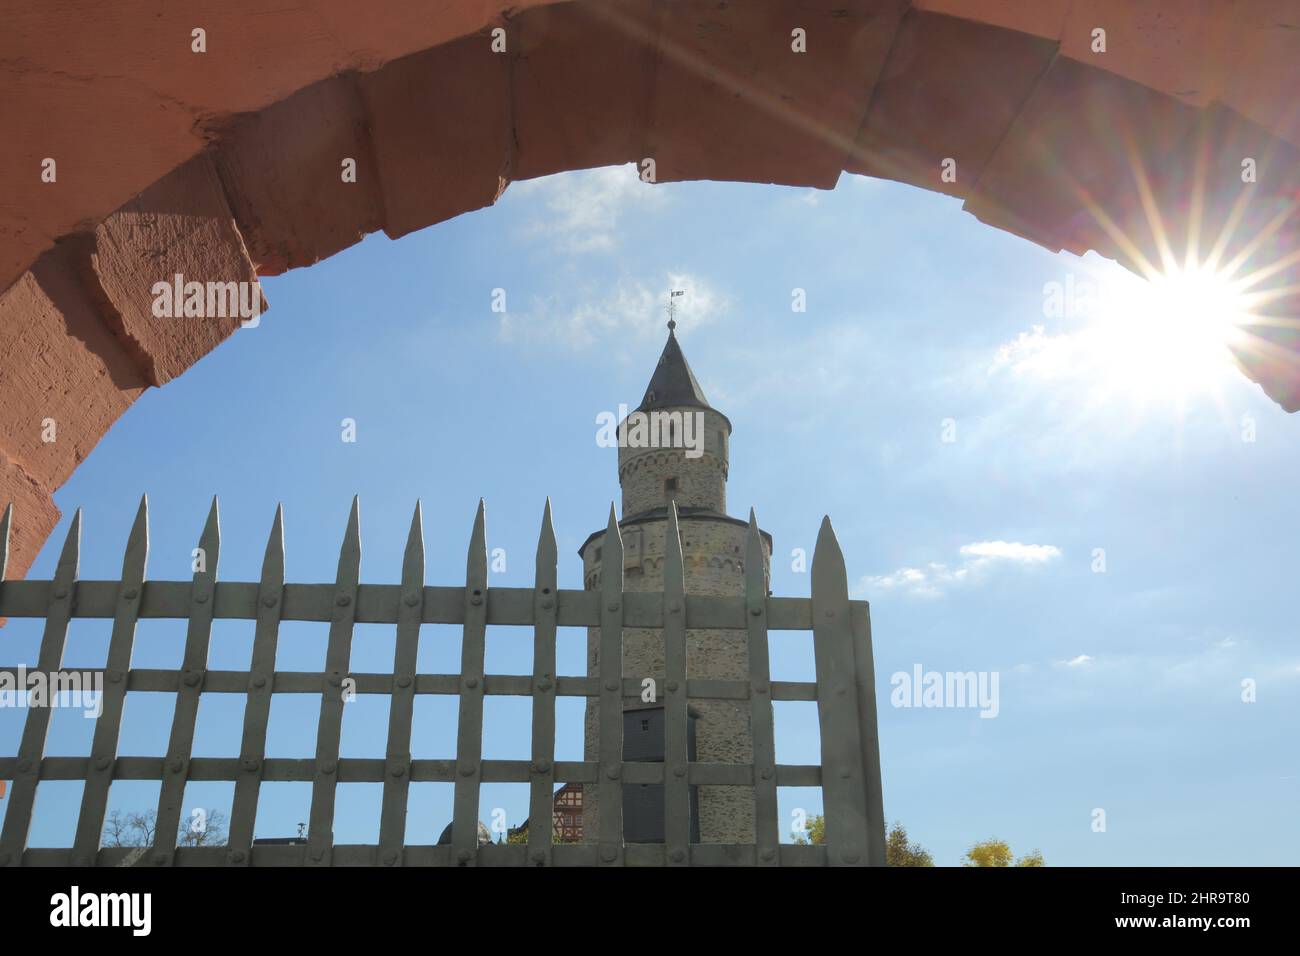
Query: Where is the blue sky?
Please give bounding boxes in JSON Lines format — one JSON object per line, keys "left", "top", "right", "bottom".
{"left": 2, "top": 165, "right": 1297, "bottom": 864}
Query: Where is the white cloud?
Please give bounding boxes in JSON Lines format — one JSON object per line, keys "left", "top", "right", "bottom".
{"left": 959, "top": 541, "right": 1062, "bottom": 563}
{"left": 511, "top": 164, "right": 664, "bottom": 253}
{"left": 858, "top": 539, "right": 1062, "bottom": 599}
{"left": 496, "top": 273, "right": 725, "bottom": 351}
{"left": 1060, "top": 654, "right": 1093, "bottom": 667}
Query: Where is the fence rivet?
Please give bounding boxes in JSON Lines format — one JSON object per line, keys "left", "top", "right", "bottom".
{"left": 329, "top": 672, "right": 343, "bottom": 686}
{"left": 336, "top": 594, "right": 351, "bottom": 607}
{"left": 470, "top": 590, "right": 483, "bottom": 606}
{"left": 541, "top": 597, "right": 555, "bottom": 610}
{"left": 842, "top": 851, "right": 861, "bottom": 864}
{"left": 184, "top": 672, "right": 201, "bottom": 687}
{"left": 760, "top": 848, "right": 776, "bottom": 862}
{"left": 262, "top": 594, "right": 278, "bottom": 607}
{"left": 95, "top": 757, "right": 111, "bottom": 772}
{"left": 242, "top": 758, "right": 260, "bottom": 773}
{"left": 534, "top": 761, "right": 551, "bottom": 774}
{"left": 457, "top": 850, "right": 472, "bottom": 864}
{"left": 383, "top": 851, "right": 399, "bottom": 865}
{"left": 107, "top": 670, "right": 123, "bottom": 683}
{"left": 169, "top": 757, "right": 184, "bottom": 773}
{"left": 396, "top": 675, "right": 412, "bottom": 688}
{"left": 824, "top": 609, "right": 834, "bottom": 618}
{"left": 531, "top": 851, "right": 546, "bottom": 864}
{"left": 666, "top": 680, "right": 678, "bottom": 692}
{"left": 123, "top": 587, "right": 138, "bottom": 600}
{"left": 760, "top": 768, "right": 773, "bottom": 780}
{"left": 194, "top": 591, "right": 209, "bottom": 604}
{"left": 252, "top": 675, "right": 267, "bottom": 689}
{"left": 54, "top": 586, "right": 68, "bottom": 599}
{"left": 607, "top": 601, "right": 619, "bottom": 613}
{"left": 750, "top": 606, "right": 762, "bottom": 617}
{"left": 321, "top": 761, "right": 336, "bottom": 775}
{"left": 460, "top": 764, "right": 475, "bottom": 777}
{"left": 537, "top": 680, "right": 551, "bottom": 692}
{"left": 391, "top": 764, "right": 406, "bottom": 778}
{"left": 673, "top": 765, "right": 686, "bottom": 778}
{"left": 404, "top": 591, "right": 420, "bottom": 607}
{"left": 73, "top": 855, "right": 92, "bottom": 867}
{"left": 465, "top": 677, "right": 478, "bottom": 689}
{"left": 311, "top": 850, "right": 325, "bottom": 862}
{"left": 840, "top": 767, "right": 851, "bottom": 779}
{"left": 755, "top": 682, "right": 769, "bottom": 694}
{"left": 670, "top": 848, "right": 686, "bottom": 863}
{"left": 230, "top": 850, "right": 246, "bottom": 864}
{"left": 17, "top": 759, "right": 32, "bottom": 773}
{"left": 605, "top": 764, "right": 621, "bottom": 780}
{"left": 600, "top": 848, "right": 618, "bottom": 862}
{"left": 154, "top": 853, "right": 169, "bottom": 865}
{"left": 668, "top": 602, "right": 681, "bottom": 614}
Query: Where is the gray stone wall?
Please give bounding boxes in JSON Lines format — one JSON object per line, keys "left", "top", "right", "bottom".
{"left": 617, "top": 406, "right": 730, "bottom": 516}
{"left": 580, "top": 515, "right": 771, "bottom": 844}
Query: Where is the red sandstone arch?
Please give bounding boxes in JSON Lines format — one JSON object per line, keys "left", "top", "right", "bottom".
{"left": 1, "top": 0, "right": 1298, "bottom": 576}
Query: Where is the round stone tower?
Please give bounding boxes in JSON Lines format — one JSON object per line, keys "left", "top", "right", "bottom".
{"left": 579, "top": 321, "right": 772, "bottom": 845}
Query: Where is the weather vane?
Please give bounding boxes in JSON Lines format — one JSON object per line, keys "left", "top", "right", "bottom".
{"left": 666, "top": 289, "right": 685, "bottom": 332}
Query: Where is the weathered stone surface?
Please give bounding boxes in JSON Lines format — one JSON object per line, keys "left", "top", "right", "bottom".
{"left": 848, "top": 9, "right": 1057, "bottom": 196}
{"left": 4, "top": 0, "right": 1298, "bottom": 295}
{"left": 512, "top": 1, "right": 657, "bottom": 181}
{"left": 0, "top": 0, "right": 570, "bottom": 293}
{"left": 214, "top": 76, "right": 386, "bottom": 275}
{"left": 0, "top": 449, "right": 60, "bottom": 581}
{"left": 965, "top": 55, "right": 1201, "bottom": 255}
{"left": 649, "top": 0, "right": 905, "bottom": 188}
{"left": 0, "top": 249, "right": 147, "bottom": 492}
{"left": 360, "top": 34, "right": 512, "bottom": 240}
{"left": 75, "top": 155, "right": 257, "bottom": 386}
{"left": 912, "top": 0, "right": 1070, "bottom": 41}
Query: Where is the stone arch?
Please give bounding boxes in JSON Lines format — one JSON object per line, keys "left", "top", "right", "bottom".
{"left": 2, "top": 0, "right": 1297, "bottom": 575}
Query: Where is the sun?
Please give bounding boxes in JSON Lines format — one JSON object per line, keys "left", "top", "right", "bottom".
{"left": 1084, "top": 261, "right": 1254, "bottom": 405}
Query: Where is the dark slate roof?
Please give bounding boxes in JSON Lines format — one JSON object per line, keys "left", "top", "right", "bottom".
{"left": 638, "top": 330, "right": 713, "bottom": 412}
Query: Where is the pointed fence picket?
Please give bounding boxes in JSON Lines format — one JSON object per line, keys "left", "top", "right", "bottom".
{"left": 0, "top": 497, "right": 884, "bottom": 867}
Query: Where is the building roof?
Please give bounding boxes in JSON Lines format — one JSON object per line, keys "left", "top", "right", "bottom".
{"left": 638, "top": 327, "right": 714, "bottom": 413}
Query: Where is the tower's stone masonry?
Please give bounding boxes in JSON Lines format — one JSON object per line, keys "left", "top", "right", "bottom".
{"left": 580, "top": 327, "right": 771, "bottom": 845}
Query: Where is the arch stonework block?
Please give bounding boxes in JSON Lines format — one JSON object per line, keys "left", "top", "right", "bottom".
{"left": 0, "top": 449, "right": 59, "bottom": 582}
{"left": 74, "top": 154, "right": 256, "bottom": 386}
{"left": 359, "top": 34, "right": 513, "bottom": 241}
{"left": 648, "top": 0, "right": 906, "bottom": 188}
{"left": 847, "top": 10, "right": 1058, "bottom": 194}
{"left": 0, "top": 250, "right": 147, "bottom": 492}
{"left": 512, "top": 0, "right": 658, "bottom": 182}
{"left": 213, "top": 75, "right": 387, "bottom": 276}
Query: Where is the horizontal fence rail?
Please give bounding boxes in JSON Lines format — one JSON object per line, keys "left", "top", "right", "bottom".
{"left": 0, "top": 497, "right": 885, "bottom": 867}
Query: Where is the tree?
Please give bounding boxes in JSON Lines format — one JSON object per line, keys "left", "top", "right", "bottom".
{"left": 796, "top": 816, "right": 933, "bottom": 866}
{"left": 885, "top": 822, "right": 933, "bottom": 867}
{"left": 963, "top": 838, "right": 1045, "bottom": 867}
{"left": 102, "top": 808, "right": 228, "bottom": 848}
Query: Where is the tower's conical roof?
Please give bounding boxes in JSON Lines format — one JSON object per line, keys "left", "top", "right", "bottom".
{"left": 638, "top": 327, "right": 713, "bottom": 412}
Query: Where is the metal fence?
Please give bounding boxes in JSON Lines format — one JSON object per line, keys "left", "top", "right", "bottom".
{"left": 0, "top": 496, "right": 884, "bottom": 866}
